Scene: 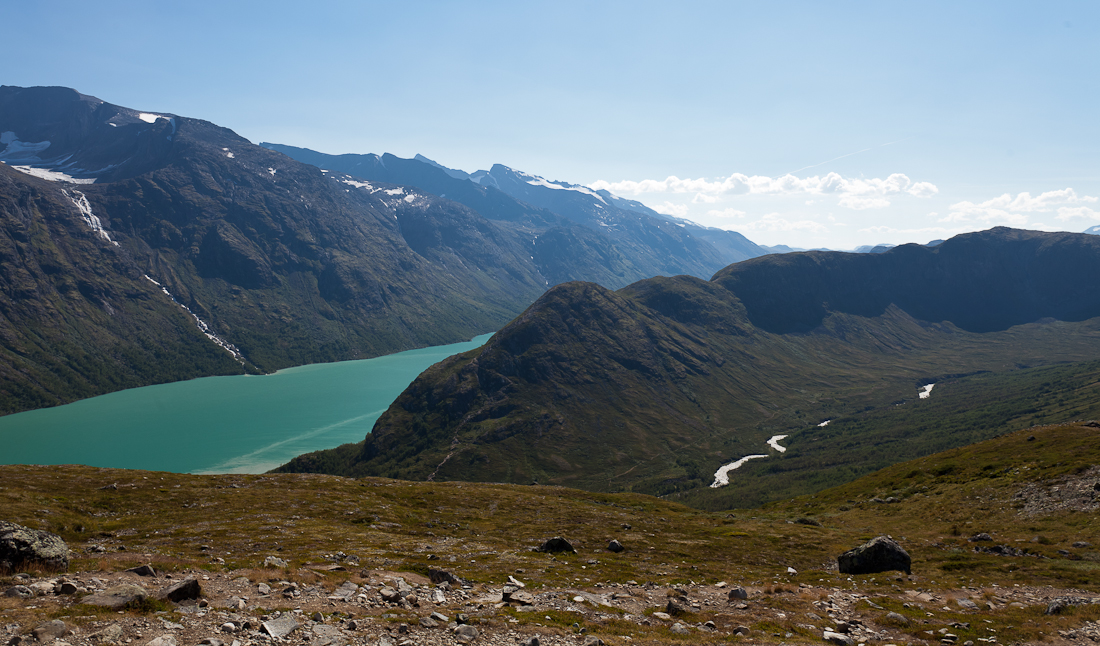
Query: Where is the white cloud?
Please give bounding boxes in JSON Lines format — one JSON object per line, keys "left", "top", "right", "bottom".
{"left": 589, "top": 171, "right": 935, "bottom": 198}
{"left": 837, "top": 196, "right": 891, "bottom": 210}
{"left": 944, "top": 187, "right": 1099, "bottom": 226}
{"left": 706, "top": 207, "right": 746, "bottom": 219}
{"left": 739, "top": 213, "right": 827, "bottom": 233}
{"left": 652, "top": 201, "right": 688, "bottom": 218}
{"left": 589, "top": 170, "right": 937, "bottom": 211}
{"left": 1056, "top": 205, "right": 1100, "bottom": 222}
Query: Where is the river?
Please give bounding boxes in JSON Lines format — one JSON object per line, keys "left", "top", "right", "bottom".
{"left": 0, "top": 333, "right": 493, "bottom": 474}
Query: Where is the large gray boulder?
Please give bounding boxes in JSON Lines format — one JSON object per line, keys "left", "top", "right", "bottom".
{"left": 837, "top": 536, "right": 911, "bottom": 575}
{"left": 82, "top": 584, "right": 149, "bottom": 609}
{"left": 0, "top": 520, "right": 69, "bottom": 572}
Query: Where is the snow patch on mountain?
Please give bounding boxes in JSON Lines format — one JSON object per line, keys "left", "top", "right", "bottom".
{"left": 9, "top": 165, "right": 95, "bottom": 184}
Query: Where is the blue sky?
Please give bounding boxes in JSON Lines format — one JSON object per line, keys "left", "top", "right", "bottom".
{"left": 6, "top": 1, "right": 1099, "bottom": 248}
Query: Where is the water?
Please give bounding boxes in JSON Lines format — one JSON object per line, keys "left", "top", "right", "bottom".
{"left": 0, "top": 333, "right": 493, "bottom": 474}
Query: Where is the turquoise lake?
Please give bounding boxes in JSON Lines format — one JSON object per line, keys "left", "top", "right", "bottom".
{"left": 0, "top": 333, "right": 493, "bottom": 474}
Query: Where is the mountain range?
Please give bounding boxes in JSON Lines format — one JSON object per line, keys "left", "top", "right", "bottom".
{"left": 276, "top": 227, "right": 1100, "bottom": 508}
{"left": 0, "top": 85, "right": 778, "bottom": 415}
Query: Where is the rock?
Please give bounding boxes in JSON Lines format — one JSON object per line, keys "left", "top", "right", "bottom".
{"left": 728, "top": 586, "right": 748, "bottom": 600}
{"left": 261, "top": 615, "right": 300, "bottom": 639}
{"left": 534, "top": 537, "right": 576, "bottom": 553}
{"left": 651, "top": 612, "right": 672, "bottom": 621}
{"left": 957, "top": 598, "right": 979, "bottom": 610}
{"left": 837, "top": 536, "right": 911, "bottom": 575}
{"left": 431, "top": 588, "right": 446, "bottom": 604}
{"left": 3, "top": 585, "right": 33, "bottom": 598}
{"left": 145, "top": 636, "right": 177, "bottom": 646}
{"left": 455, "top": 624, "right": 479, "bottom": 643}
{"left": 702, "top": 620, "right": 717, "bottom": 631}
{"left": 834, "top": 621, "right": 851, "bottom": 633}
{"left": 379, "top": 586, "right": 400, "bottom": 603}
{"left": 430, "top": 612, "right": 449, "bottom": 622}
{"left": 666, "top": 598, "right": 687, "bottom": 616}
{"left": 263, "top": 556, "right": 288, "bottom": 568}
{"left": 91, "top": 624, "right": 124, "bottom": 642}
{"left": 607, "top": 539, "right": 624, "bottom": 553}
{"left": 29, "top": 580, "right": 56, "bottom": 595}
{"left": 1045, "top": 600, "right": 1068, "bottom": 615}
{"left": 157, "top": 578, "right": 201, "bottom": 602}
{"left": 508, "top": 575, "right": 526, "bottom": 587}
{"left": 57, "top": 581, "right": 79, "bottom": 595}
{"left": 379, "top": 637, "right": 395, "bottom": 646}
{"left": 510, "top": 590, "right": 535, "bottom": 605}
{"left": 332, "top": 581, "right": 358, "bottom": 600}
{"left": 582, "top": 636, "right": 604, "bottom": 646}
{"left": 823, "top": 630, "right": 854, "bottom": 645}
{"left": 0, "top": 521, "right": 69, "bottom": 572}
{"left": 1073, "top": 541, "right": 1092, "bottom": 548}
{"left": 32, "top": 620, "right": 69, "bottom": 641}
{"left": 219, "top": 622, "right": 237, "bottom": 633}
{"left": 969, "top": 533, "right": 993, "bottom": 542}
{"left": 419, "top": 617, "right": 439, "bottom": 628}
{"left": 428, "top": 568, "right": 462, "bottom": 585}
{"left": 521, "top": 637, "right": 540, "bottom": 646}
{"left": 733, "top": 626, "right": 750, "bottom": 635}
{"left": 886, "top": 611, "right": 910, "bottom": 625}
{"left": 669, "top": 623, "right": 690, "bottom": 635}
{"left": 197, "top": 640, "right": 224, "bottom": 646}
{"left": 787, "top": 566, "right": 798, "bottom": 574}
{"left": 82, "top": 584, "right": 149, "bottom": 609}
{"left": 312, "top": 612, "right": 325, "bottom": 622}
{"left": 126, "top": 564, "right": 157, "bottom": 577}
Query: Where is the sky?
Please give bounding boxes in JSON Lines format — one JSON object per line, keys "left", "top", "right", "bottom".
{"left": 5, "top": 1, "right": 1100, "bottom": 249}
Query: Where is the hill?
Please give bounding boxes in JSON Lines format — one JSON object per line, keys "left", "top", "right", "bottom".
{"left": 275, "top": 228, "right": 1100, "bottom": 507}
{"left": 0, "top": 85, "right": 612, "bottom": 414}
{"left": 2, "top": 421, "right": 1099, "bottom": 645}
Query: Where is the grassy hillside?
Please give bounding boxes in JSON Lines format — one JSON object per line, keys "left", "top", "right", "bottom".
{"left": 3, "top": 422, "right": 1100, "bottom": 645}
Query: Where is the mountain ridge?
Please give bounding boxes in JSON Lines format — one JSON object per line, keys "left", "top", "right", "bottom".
{"left": 276, "top": 228, "right": 1100, "bottom": 506}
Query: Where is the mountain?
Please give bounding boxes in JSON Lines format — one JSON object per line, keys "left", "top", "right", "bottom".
{"left": 0, "top": 86, "right": 561, "bottom": 413}
{"left": 276, "top": 228, "right": 1100, "bottom": 506}
{"left": 1085, "top": 224, "right": 1100, "bottom": 235}
{"left": 263, "top": 144, "right": 769, "bottom": 285}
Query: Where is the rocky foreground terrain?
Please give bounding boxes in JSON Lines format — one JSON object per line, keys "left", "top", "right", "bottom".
{"left": 3, "top": 422, "right": 1100, "bottom": 645}
{"left": 3, "top": 546, "right": 1100, "bottom": 646}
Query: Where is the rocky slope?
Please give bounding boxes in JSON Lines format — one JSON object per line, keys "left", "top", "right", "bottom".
{"left": 3, "top": 422, "right": 1100, "bottom": 645}
{"left": 0, "top": 85, "right": 560, "bottom": 414}
{"left": 276, "top": 228, "right": 1100, "bottom": 504}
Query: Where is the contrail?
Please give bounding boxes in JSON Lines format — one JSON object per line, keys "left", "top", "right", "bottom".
{"left": 786, "top": 138, "right": 910, "bottom": 175}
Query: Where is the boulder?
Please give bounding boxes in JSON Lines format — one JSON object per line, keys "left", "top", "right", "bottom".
{"left": 82, "top": 584, "right": 149, "bottom": 609}
{"left": 607, "top": 539, "right": 624, "bottom": 553}
{"left": 428, "top": 568, "right": 463, "bottom": 585}
{"left": 824, "top": 630, "right": 854, "bottom": 645}
{"left": 146, "top": 636, "right": 177, "bottom": 646}
{"left": 261, "top": 615, "right": 300, "bottom": 639}
{"left": 157, "top": 578, "right": 201, "bottom": 603}
{"left": 0, "top": 521, "right": 69, "bottom": 572}
{"left": 32, "top": 620, "right": 69, "bottom": 641}
{"left": 125, "top": 564, "right": 157, "bottom": 577}
{"left": 837, "top": 536, "right": 911, "bottom": 575}
{"left": 727, "top": 586, "right": 748, "bottom": 601}
{"left": 3, "top": 585, "right": 33, "bottom": 598}
{"left": 455, "top": 624, "right": 479, "bottom": 643}
{"left": 669, "top": 623, "right": 690, "bottom": 635}
{"left": 534, "top": 537, "right": 576, "bottom": 553}
{"left": 263, "top": 555, "right": 288, "bottom": 568}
